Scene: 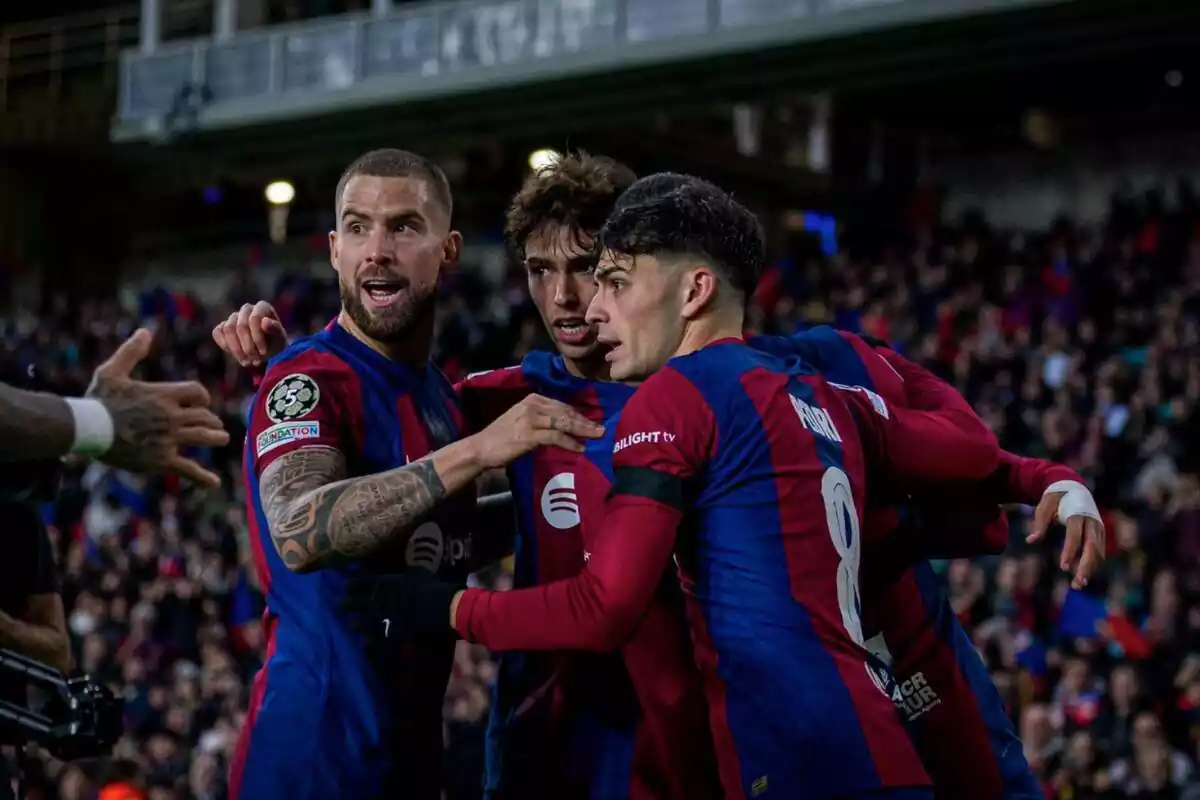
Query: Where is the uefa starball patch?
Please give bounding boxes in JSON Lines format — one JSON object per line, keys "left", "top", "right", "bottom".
{"left": 265, "top": 373, "right": 320, "bottom": 423}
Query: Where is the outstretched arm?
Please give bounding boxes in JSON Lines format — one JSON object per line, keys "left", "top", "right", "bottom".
{"left": 0, "top": 384, "right": 75, "bottom": 461}
{"left": 251, "top": 355, "right": 602, "bottom": 573}
{"left": 452, "top": 368, "right": 712, "bottom": 652}
{"left": 259, "top": 444, "right": 479, "bottom": 571}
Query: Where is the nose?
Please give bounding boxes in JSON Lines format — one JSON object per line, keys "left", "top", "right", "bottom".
{"left": 364, "top": 226, "right": 393, "bottom": 265}
{"left": 585, "top": 292, "right": 607, "bottom": 325}
{"left": 552, "top": 273, "right": 578, "bottom": 308}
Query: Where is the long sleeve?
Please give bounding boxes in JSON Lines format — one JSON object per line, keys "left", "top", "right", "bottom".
{"left": 455, "top": 366, "right": 715, "bottom": 653}
{"left": 843, "top": 387, "right": 1000, "bottom": 484}
{"left": 454, "top": 496, "right": 681, "bottom": 651}
{"left": 987, "top": 452, "right": 1084, "bottom": 505}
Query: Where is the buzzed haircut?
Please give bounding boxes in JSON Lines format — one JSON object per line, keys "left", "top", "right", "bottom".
{"left": 335, "top": 148, "right": 454, "bottom": 219}
{"left": 599, "top": 178, "right": 766, "bottom": 298}
{"left": 505, "top": 151, "right": 638, "bottom": 261}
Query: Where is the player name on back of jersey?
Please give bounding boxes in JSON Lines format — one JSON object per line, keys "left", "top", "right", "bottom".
{"left": 790, "top": 395, "right": 842, "bottom": 443}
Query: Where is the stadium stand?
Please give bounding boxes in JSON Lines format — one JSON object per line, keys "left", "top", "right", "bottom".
{"left": 3, "top": 0, "right": 1200, "bottom": 797}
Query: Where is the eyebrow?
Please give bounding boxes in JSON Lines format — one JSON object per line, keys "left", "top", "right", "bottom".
{"left": 341, "top": 207, "right": 426, "bottom": 225}
{"left": 594, "top": 264, "right": 628, "bottom": 281}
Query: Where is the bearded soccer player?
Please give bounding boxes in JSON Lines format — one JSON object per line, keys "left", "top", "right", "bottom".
{"left": 218, "top": 155, "right": 717, "bottom": 799}
{"left": 219, "top": 169, "right": 1103, "bottom": 799}
{"left": 228, "top": 149, "right": 603, "bottom": 800}
{"left": 363, "top": 180, "right": 1015, "bottom": 798}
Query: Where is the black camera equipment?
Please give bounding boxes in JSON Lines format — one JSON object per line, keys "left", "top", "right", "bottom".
{"left": 0, "top": 648, "right": 122, "bottom": 762}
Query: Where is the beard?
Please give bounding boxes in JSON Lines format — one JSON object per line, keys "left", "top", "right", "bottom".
{"left": 339, "top": 276, "right": 437, "bottom": 343}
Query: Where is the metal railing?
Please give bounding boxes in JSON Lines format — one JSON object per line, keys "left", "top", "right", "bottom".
{"left": 116, "top": 0, "right": 1056, "bottom": 135}
{"left": 0, "top": 5, "right": 142, "bottom": 111}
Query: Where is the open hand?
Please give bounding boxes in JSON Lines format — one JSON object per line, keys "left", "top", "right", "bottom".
{"left": 87, "top": 328, "right": 230, "bottom": 488}
{"left": 470, "top": 394, "right": 605, "bottom": 469}
{"left": 1026, "top": 481, "right": 1105, "bottom": 589}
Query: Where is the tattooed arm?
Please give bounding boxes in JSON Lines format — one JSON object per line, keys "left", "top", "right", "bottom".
{"left": 0, "top": 383, "right": 76, "bottom": 461}
{"left": 258, "top": 392, "right": 606, "bottom": 573}
{"left": 0, "top": 331, "right": 229, "bottom": 488}
{"left": 258, "top": 437, "right": 487, "bottom": 572}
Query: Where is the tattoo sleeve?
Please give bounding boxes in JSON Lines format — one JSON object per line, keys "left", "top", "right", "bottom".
{"left": 0, "top": 383, "right": 75, "bottom": 462}
{"left": 258, "top": 446, "right": 450, "bottom": 572}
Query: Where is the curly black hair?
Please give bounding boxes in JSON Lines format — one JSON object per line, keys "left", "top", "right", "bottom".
{"left": 505, "top": 152, "right": 637, "bottom": 261}
{"left": 599, "top": 178, "right": 765, "bottom": 297}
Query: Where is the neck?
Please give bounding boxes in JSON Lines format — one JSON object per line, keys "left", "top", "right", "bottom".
{"left": 673, "top": 311, "right": 744, "bottom": 360}
{"left": 338, "top": 310, "right": 434, "bottom": 368}
{"left": 562, "top": 351, "right": 613, "bottom": 382}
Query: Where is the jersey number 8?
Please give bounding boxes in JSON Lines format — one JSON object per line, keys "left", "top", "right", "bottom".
{"left": 822, "top": 466, "right": 865, "bottom": 647}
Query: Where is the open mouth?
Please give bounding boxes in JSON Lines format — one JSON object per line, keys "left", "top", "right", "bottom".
{"left": 552, "top": 318, "right": 593, "bottom": 344}
{"left": 596, "top": 337, "right": 623, "bottom": 360}
{"left": 361, "top": 279, "right": 405, "bottom": 306}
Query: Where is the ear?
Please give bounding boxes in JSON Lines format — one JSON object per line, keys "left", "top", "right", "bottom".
{"left": 680, "top": 265, "right": 720, "bottom": 320}
{"left": 328, "top": 230, "right": 339, "bottom": 272}
{"left": 442, "top": 230, "right": 463, "bottom": 270}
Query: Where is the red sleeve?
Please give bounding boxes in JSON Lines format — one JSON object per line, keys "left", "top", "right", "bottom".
{"left": 836, "top": 382, "right": 1000, "bottom": 484}
{"left": 453, "top": 365, "right": 534, "bottom": 434}
{"left": 248, "top": 349, "right": 365, "bottom": 477}
{"left": 838, "top": 332, "right": 907, "bottom": 407}
{"left": 986, "top": 452, "right": 1084, "bottom": 505}
{"left": 454, "top": 367, "right": 714, "bottom": 652}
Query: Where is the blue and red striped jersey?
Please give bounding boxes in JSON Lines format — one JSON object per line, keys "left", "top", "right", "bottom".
{"left": 455, "top": 338, "right": 1002, "bottom": 799}
{"left": 458, "top": 352, "right": 718, "bottom": 799}
{"left": 769, "top": 325, "right": 1046, "bottom": 800}
{"left": 233, "top": 321, "right": 477, "bottom": 800}
{"left": 459, "top": 353, "right": 639, "bottom": 798}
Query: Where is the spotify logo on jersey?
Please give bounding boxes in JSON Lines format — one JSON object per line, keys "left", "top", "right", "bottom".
{"left": 405, "top": 522, "right": 445, "bottom": 572}
{"left": 541, "top": 473, "right": 580, "bottom": 530}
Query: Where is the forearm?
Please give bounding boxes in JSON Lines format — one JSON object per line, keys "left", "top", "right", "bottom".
{"left": 880, "top": 405, "right": 1000, "bottom": 483}
{"left": 454, "top": 497, "right": 678, "bottom": 652}
{"left": 0, "top": 611, "right": 69, "bottom": 672}
{"left": 986, "top": 452, "right": 1084, "bottom": 505}
{"left": 0, "top": 384, "right": 75, "bottom": 462}
{"left": 265, "top": 438, "right": 488, "bottom": 571}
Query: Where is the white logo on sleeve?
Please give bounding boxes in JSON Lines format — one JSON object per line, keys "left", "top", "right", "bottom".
{"left": 541, "top": 473, "right": 580, "bottom": 529}
{"left": 612, "top": 431, "right": 676, "bottom": 454}
{"left": 828, "top": 382, "right": 890, "bottom": 419}
{"left": 405, "top": 522, "right": 445, "bottom": 572}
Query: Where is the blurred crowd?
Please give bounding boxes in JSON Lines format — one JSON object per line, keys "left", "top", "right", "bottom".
{"left": 1, "top": 183, "right": 1199, "bottom": 800}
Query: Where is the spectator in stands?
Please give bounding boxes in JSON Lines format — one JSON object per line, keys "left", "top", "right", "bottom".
{"left": 2, "top": 181, "right": 1199, "bottom": 798}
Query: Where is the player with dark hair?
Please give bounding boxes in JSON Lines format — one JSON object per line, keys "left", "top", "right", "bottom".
{"left": 380, "top": 180, "right": 1004, "bottom": 798}
{"left": 228, "top": 148, "right": 603, "bottom": 800}
{"left": 218, "top": 152, "right": 716, "bottom": 799}
{"left": 218, "top": 167, "right": 1101, "bottom": 798}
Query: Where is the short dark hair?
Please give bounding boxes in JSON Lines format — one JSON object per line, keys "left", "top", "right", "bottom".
{"left": 599, "top": 179, "right": 765, "bottom": 297}
{"left": 335, "top": 148, "right": 453, "bottom": 218}
{"left": 505, "top": 152, "right": 637, "bottom": 260}
{"left": 614, "top": 172, "right": 706, "bottom": 210}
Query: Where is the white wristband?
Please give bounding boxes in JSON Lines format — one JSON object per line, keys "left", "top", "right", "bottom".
{"left": 65, "top": 398, "right": 116, "bottom": 456}
{"left": 1045, "top": 480, "right": 1102, "bottom": 526}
